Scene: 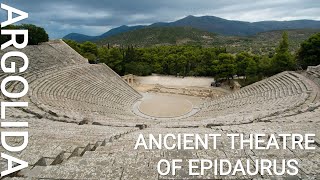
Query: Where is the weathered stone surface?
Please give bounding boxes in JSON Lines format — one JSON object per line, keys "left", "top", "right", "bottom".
{"left": 1, "top": 42, "right": 319, "bottom": 179}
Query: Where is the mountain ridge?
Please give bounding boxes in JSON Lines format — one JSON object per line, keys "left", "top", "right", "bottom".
{"left": 97, "top": 26, "right": 218, "bottom": 46}
{"left": 64, "top": 25, "right": 147, "bottom": 42}
{"left": 96, "top": 27, "right": 319, "bottom": 55}
{"left": 63, "top": 15, "right": 320, "bottom": 42}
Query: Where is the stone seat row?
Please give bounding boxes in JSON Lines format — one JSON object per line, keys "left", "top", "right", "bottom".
{"left": 196, "top": 72, "right": 312, "bottom": 118}
{"left": 19, "top": 116, "right": 319, "bottom": 179}
{"left": 306, "top": 65, "right": 320, "bottom": 87}
{"left": 206, "top": 72, "right": 310, "bottom": 107}
{"left": 0, "top": 118, "right": 138, "bottom": 169}
{"left": 26, "top": 64, "right": 141, "bottom": 120}
{"left": 0, "top": 40, "right": 88, "bottom": 75}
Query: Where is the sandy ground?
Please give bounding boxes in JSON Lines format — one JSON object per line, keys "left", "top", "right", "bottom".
{"left": 138, "top": 92, "right": 204, "bottom": 118}
{"left": 131, "top": 75, "right": 229, "bottom": 118}
{"left": 135, "top": 74, "right": 214, "bottom": 87}
{"left": 134, "top": 84, "right": 157, "bottom": 92}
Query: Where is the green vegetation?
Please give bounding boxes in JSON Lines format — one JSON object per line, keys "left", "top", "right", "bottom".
{"left": 297, "top": 32, "right": 320, "bottom": 69}
{"left": 0, "top": 24, "right": 49, "bottom": 45}
{"left": 65, "top": 30, "right": 319, "bottom": 86}
{"left": 271, "top": 32, "right": 296, "bottom": 74}
{"left": 65, "top": 15, "right": 320, "bottom": 42}
{"left": 98, "top": 26, "right": 216, "bottom": 47}
{"left": 217, "top": 29, "right": 320, "bottom": 55}
{"left": 97, "top": 27, "right": 319, "bottom": 55}
{"left": 2, "top": 23, "right": 318, "bottom": 87}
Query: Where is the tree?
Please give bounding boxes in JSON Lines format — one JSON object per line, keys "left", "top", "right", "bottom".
{"left": 245, "top": 58, "right": 258, "bottom": 77}
{"left": 97, "top": 47, "right": 109, "bottom": 63}
{"left": 64, "top": 39, "right": 82, "bottom": 53}
{"left": 258, "top": 56, "right": 272, "bottom": 77}
{"left": 79, "top": 42, "right": 99, "bottom": 63}
{"left": 0, "top": 25, "right": 17, "bottom": 45}
{"left": 297, "top": 32, "right": 320, "bottom": 69}
{"left": 83, "top": 52, "right": 97, "bottom": 64}
{"left": 106, "top": 48, "right": 124, "bottom": 74}
{"left": 216, "top": 53, "right": 236, "bottom": 80}
{"left": 236, "top": 52, "right": 253, "bottom": 76}
{"left": 125, "top": 62, "right": 152, "bottom": 76}
{"left": 271, "top": 32, "right": 296, "bottom": 74}
{"left": 20, "top": 24, "right": 49, "bottom": 45}
{"left": 81, "top": 41, "right": 98, "bottom": 55}
{"left": 1, "top": 24, "right": 49, "bottom": 45}
{"left": 278, "top": 31, "right": 289, "bottom": 54}
{"left": 63, "top": 39, "right": 283, "bottom": 86}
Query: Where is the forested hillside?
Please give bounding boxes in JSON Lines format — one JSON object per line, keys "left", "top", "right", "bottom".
{"left": 97, "top": 27, "right": 319, "bottom": 54}
{"left": 64, "top": 32, "right": 320, "bottom": 86}
{"left": 63, "top": 15, "right": 320, "bottom": 42}
{"left": 97, "top": 27, "right": 216, "bottom": 47}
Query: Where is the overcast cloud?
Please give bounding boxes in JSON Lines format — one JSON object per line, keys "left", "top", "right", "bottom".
{"left": 1, "top": 0, "right": 319, "bottom": 39}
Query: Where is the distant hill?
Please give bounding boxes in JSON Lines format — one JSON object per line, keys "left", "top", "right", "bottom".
{"left": 63, "top": 33, "right": 96, "bottom": 42}
{"left": 97, "top": 26, "right": 217, "bottom": 46}
{"left": 150, "top": 15, "right": 258, "bottom": 36}
{"left": 153, "top": 15, "right": 320, "bottom": 36}
{"left": 64, "top": 25, "right": 146, "bottom": 42}
{"left": 213, "top": 29, "right": 320, "bottom": 54}
{"left": 63, "top": 15, "right": 320, "bottom": 42}
{"left": 98, "top": 27, "right": 319, "bottom": 54}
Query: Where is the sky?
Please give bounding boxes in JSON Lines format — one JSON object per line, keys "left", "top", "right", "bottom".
{"left": 1, "top": 0, "right": 320, "bottom": 39}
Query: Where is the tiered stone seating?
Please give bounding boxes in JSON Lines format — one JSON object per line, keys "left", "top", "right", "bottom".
{"left": 19, "top": 110, "right": 319, "bottom": 179}
{"left": 29, "top": 64, "right": 141, "bottom": 122}
{"left": 0, "top": 40, "right": 144, "bottom": 125}
{"left": 306, "top": 65, "right": 320, "bottom": 86}
{"left": 156, "top": 71, "right": 317, "bottom": 128}
{"left": 0, "top": 40, "right": 87, "bottom": 73}
{"left": 0, "top": 118, "right": 138, "bottom": 173}
{"left": 1, "top": 41, "right": 319, "bottom": 179}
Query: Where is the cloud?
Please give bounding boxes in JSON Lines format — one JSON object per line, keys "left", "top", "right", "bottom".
{"left": 1, "top": 0, "right": 319, "bottom": 39}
